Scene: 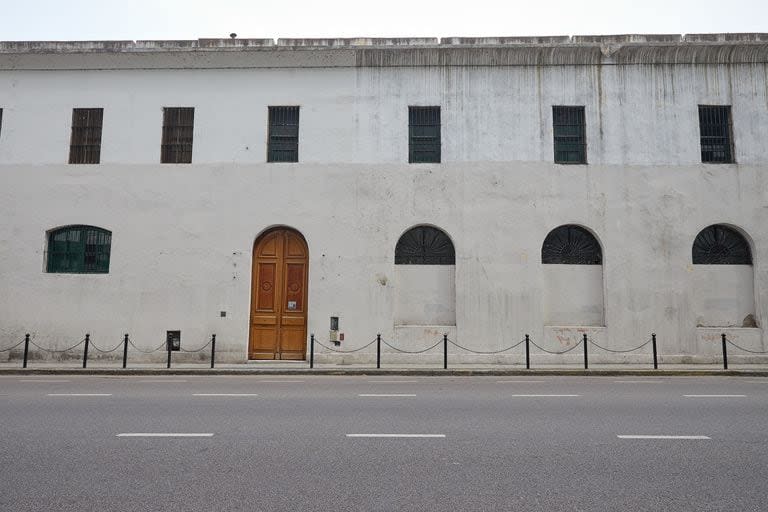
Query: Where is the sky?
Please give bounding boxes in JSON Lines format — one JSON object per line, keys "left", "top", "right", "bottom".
{"left": 2, "top": 0, "right": 767, "bottom": 41}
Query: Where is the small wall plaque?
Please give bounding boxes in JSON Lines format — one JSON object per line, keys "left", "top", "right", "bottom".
{"left": 287, "top": 301, "right": 297, "bottom": 310}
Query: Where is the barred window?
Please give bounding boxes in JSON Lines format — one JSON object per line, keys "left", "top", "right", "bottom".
{"left": 69, "top": 108, "right": 103, "bottom": 164}
{"left": 161, "top": 107, "right": 194, "bottom": 164}
{"left": 553, "top": 106, "right": 587, "bottom": 164}
{"left": 395, "top": 226, "right": 455, "bottom": 265}
{"left": 692, "top": 225, "right": 751, "bottom": 265}
{"left": 47, "top": 226, "right": 112, "bottom": 274}
{"left": 542, "top": 225, "right": 602, "bottom": 265}
{"left": 267, "top": 106, "right": 299, "bottom": 163}
{"left": 409, "top": 106, "right": 441, "bottom": 164}
{"left": 699, "top": 106, "right": 734, "bottom": 164}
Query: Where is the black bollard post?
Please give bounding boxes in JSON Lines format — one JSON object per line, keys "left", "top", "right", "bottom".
{"left": 583, "top": 333, "right": 589, "bottom": 370}
{"left": 721, "top": 333, "right": 728, "bottom": 370}
{"left": 652, "top": 333, "right": 658, "bottom": 370}
{"left": 309, "top": 333, "right": 315, "bottom": 369}
{"left": 376, "top": 333, "right": 381, "bottom": 369}
{"left": 23, "top": 334, "right": 30, "bottom": 369}
{"left": 210, "top": 334, "right": 216, "bottom": 369}
{"left": 122, "top": 334, "right": 129, "bottom": 369}
{"left": 166, "top": 339, "right": 172, "bottom": 369}
{"left": 443, "top": 334, "right": 448, "bottom": 370}
{"left": 525, "top": 334, "right": 530, "bottom": 370}
{"left": 82, "top": 334, "right": 90, "bottom": 369}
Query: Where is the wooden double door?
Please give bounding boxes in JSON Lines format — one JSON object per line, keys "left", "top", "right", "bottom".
{"left": 249, "top": 229, "right": 308, "bottom": 360}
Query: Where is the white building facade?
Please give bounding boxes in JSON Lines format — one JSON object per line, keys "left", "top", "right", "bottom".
{"left": 0, "top": 34, "right": 766, "bottom": 364}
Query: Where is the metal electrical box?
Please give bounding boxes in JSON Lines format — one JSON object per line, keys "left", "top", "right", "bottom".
{"left": 166, "top": 331, "right": 181, "bottom": 351}
{"left": 329, "top": 317, "right": 340, "bottom": 346}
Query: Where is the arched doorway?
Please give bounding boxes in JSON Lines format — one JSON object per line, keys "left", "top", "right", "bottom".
{"left": 249, "top": 228, "right": 309, "bottom": 360}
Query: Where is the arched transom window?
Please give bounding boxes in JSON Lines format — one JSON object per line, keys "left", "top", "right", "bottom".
{"left": 47, "top": 225, "right": 112, "bottom": 274}
{"left": 542, "top": 225, "right": 602, "bottom": 265}
{"left": 395, "top": 226, "right": 455, "bottom": 265}
{"left": 692, "top": 225, "right": 752, "bottom": 265}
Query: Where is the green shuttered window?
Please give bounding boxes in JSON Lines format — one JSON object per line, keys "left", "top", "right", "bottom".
{"left": 409, "top": 106, "right": 441, "bottom": 163}
{"left": 267, "top": 106, "right": 299, "bottom": 162}
{"left": 553, "top": 106, "right": 587, "bottom": 164}
{"left": 47, "top": 226, "right": 112, "bottom": 274}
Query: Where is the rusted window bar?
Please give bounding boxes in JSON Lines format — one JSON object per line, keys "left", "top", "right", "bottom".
{"left": 409, "top": 106, "right": 441, "bottom": 163}
{"left": 69, "top": 108, "right": 103, "bottom": 164}
{"left": 699, "top": 105, "right": 734, "bottom": 163}
{"left": 553, "top": 106, "right": 586, "bottom": 164}
{"left": 161, "top": 107, "right": 194, "bottom": 164}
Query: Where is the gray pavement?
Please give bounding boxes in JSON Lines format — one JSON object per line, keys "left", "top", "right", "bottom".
{"left": 1, "top": 375, "right": 767, "bottom": 511}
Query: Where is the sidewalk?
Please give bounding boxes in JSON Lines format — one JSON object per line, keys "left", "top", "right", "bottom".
{"left": 2, "top": 361, "right": 767, "bottom": 376}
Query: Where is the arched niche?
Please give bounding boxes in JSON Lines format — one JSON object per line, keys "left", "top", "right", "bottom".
{"left": 394, "top": 226, "right": 456, "bottom": 326}
{"left": 541, "top": 225, "right": 604, "bottom": 326}
{"left": 692, "top": 224, "right": 756, "bottom": 327}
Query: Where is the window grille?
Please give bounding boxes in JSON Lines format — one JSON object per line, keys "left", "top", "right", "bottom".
{"left": 161, "top": 107, "right": 194, "bottom": 164}
{"left": 409, "top": 106, "right": 441, "bottom": 163}
{"left": 692, "top": 225, "right": 751, "bottom": 265}
{"left": 47, "top": 225, "right": 111, "bottom": 274}
{"left": 553, "top": 106, "right": 587, "bottom": 164}
{"left": 69, "top": 108, "right": 103, "bottom": 164}
{"left": 542, "top": 225, "right": 602, "bottom": 265}
{"left": 699, "top": 106, "right": 734, "bottom": 163}
{"left": 267, "top": 106, "right": 299, "bottom": 162}
{"left": 395, "top": 226, "right": 455, "bottom": 265}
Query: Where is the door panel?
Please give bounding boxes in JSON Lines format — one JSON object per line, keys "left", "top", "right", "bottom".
{"left": 249, "top": 229, "right": 308, "bottom": 360}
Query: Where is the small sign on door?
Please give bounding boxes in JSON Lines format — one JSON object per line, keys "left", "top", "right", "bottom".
{"left": 287, "top": 301, "right": 297, "bottom": 310}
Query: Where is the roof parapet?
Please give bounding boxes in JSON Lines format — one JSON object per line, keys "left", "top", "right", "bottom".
{"left": 572, "top": 34, "right": 683, "bottom": 44}
{"left": 276, "top": 38, "right": 438, "bottom": 47}
{"left": 440, "top": 36, "right": 570, "bottom": 45}
{"left": 683, "top": 33, "right": 768, "bottom": 42}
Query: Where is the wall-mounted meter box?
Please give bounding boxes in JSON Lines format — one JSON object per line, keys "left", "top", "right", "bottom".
{"left": 329, "top": 317, "right": 340, "bottom": 346}
{"left": 166, "top": 330, "right": 181, "bottom": 351}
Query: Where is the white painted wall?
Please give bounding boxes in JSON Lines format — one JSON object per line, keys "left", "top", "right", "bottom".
{"left": 0, "top": 43, "right": 766, "bottom": 362}
{"left": 394, "top": 266, "right": 456, "bottom": 325}
{"left": 692, "top": 265, "right": 755, "bottom": 327}
{"left": 543, "top": 266, "right": 604, "bottom": 326}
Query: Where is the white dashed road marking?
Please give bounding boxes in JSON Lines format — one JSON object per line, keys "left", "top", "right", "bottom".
{"left": 192, "top": 394, "right": 259, "bottom": 397}
{"left": 358, "top": 394, "right": 416, "bottom": 397}
{"left": 47, "top": 393, "right": 112, "bottom": 397}
{"left": 618, "top": 435, "right": 711, "bottom": 440}
{"left": 117, "top": 433, "right": 214, "bottom": 437}
{"left": 508, "top": 394, "right": 581, "bottom": 397}
{"left": 683, "top": 395, "right": 746, "bottom": 398}
{"left": 346, "top": 434, "right": 445, "bottom": 438}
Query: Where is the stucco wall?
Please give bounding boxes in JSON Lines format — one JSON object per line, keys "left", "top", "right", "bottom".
{"left": 543, "top": 266, "right": 604, "bottom": 326}
{"left": 692, "top": 265, "right": 755, "bottom": 327}
{"left": 394, "top": 266, "right": 456, "bottom": 326}
{"left": 0, "top": 42, "right": 766, "bottom": 362}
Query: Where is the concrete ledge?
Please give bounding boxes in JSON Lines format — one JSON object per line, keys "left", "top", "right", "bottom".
{"left": 1, "top": 367, "right": 767, "bottom": 377}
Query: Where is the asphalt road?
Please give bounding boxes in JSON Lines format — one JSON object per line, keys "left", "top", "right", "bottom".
{"left": 1, "top": 375, "right": 767, "bottom": 512}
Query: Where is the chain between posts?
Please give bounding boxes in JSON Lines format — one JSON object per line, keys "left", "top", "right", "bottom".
{"left": 28, "top": 338, "right": 87, "bottom": 353}
{"left": 447, "top": 338, "right": 526, "bottom": 355}
{"left": 380, "top": 339, "right": 443, "bottom": 354}
{"left": 528, "top": 338, "right": 584, "bottom": 355}
{"left": 0, "top": 338, "right": 27, "bottom": 352}
{"left": 314, "top": 338, "right": 378, "bottom": 353}
{"left": 587, "top": 337, "right": 654, "bottom": 354}
{"left": 725, "top": 338, "right": 768, "bottom": 354}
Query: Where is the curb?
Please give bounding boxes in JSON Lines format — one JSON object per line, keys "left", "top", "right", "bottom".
{"left": 1, "top": 369, "right": 767, "bottom": 377}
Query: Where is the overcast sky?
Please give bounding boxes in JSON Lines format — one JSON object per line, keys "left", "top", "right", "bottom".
{"left": 3, "top": 0, "right": 767, "bottom": 41}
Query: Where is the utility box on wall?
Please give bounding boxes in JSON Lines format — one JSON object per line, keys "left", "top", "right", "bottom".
{"left": 166, "top": 330, "right": 181, "bottom": 351}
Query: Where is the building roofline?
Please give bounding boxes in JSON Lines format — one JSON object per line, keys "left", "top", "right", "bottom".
{"left": 1, "top": 34, "right": 767, "bottom": 53}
